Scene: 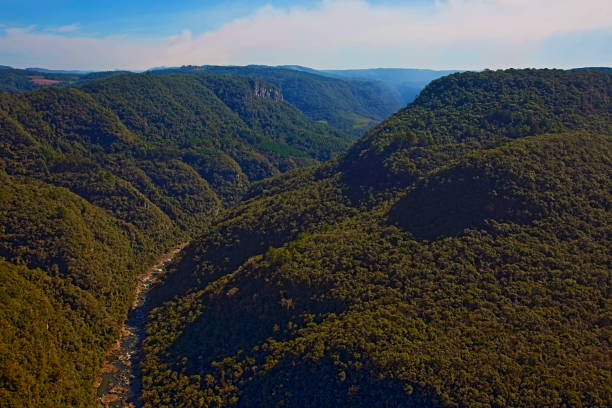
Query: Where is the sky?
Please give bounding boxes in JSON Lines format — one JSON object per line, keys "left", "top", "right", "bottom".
{"left": 0, "top": 0, "right": 610, "bottom": 71}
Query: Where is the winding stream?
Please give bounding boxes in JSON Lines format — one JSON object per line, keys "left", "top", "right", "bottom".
{"left": 97, "top": 243, "right": 187, "bottom": 407}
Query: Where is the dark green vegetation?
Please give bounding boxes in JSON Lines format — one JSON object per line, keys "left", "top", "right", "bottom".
{"left": 0, "top": 72, "right": 351, "bottom": 406}
{"left": 141, "top": 65, "right": 404, "bottom": 136}
{"left": 0, "top": 65, "right": 406, "bottom": 136}
{"left": 0, "top": 173, "right": 148, "bottom": 406}
{"left": 142, "top": 69, "right": 612, "bottom": 407}
{"left": 341, "top": 68, "right": 611, "bottom": 193}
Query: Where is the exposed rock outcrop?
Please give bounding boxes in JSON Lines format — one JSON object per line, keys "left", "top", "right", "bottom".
{"left": 253, "top": 81, "right": 283, "bottom": 101}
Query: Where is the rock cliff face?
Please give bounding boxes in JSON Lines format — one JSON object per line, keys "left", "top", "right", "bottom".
{"left": 253, "top": 81, "right": 283, "bottom": 101}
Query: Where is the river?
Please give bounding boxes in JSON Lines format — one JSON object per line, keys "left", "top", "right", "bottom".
{"left": 96, "top": 243, "right": 188, "bottom": 407}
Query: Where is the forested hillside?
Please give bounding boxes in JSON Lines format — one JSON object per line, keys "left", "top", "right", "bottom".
{"left": 0, "top": 172, "right": 151, "bottom": 406}
{"left": 151, "top": 65, "right": 404, "bottom": 135}
{"left": 0, "top": 72, "right": 351, "bottom": 406}
{"left": 0, "top": 65, "right": 406, "bottom": 137}
{"left": 141, "top": 69, "right": 612, "bottom": 407}
{"left": 341, "top": 68, "right": 612, "bottom": 193}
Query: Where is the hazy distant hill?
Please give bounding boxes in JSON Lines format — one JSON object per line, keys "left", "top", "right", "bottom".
{"left": 25, "top": 67, "right": 94, "bottom": 75}
{"left": 279, "top": 65, "right": 460, "bottom": 104}
{"left": 141, "top": 69, "right": 612, "bottom": 408}
{"left": 570, "top": 66, "right": 612, "bottom": 73}
{"left": 282, "top": 66, "right": 460, "bottom": 104}
{"left": 323, "top": 68, "right": 460, "bottom": 103}
{"left": 0, "top": 67, "right": 129, "bottom": 92}
{"left": 0, "top": 67, "right": 79, "bottom": 92}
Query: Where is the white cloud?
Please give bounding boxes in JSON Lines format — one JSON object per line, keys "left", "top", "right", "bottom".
{"left": 0, "top": 26, "right": 161, "bottom": 69}
{"left": 1, "top": 0, "right": 610, "bottom": 70}
{"left": 56, "top": 23, "right": 80, "bottom": 33}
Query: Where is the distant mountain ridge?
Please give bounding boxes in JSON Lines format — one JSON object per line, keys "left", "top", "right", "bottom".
{"left": 281, "top": 66, "right": 461, "bottom": 104}
{"left": 25, "top": 67, "right": 94, "bottom": 75}
{"left": 570, "top": 66, "right": 612, "bottom": 73}
{"left": 0, "top": 66, "right": 131, "bottom": 92}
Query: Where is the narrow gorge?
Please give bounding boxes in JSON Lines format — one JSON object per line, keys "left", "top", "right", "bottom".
{"left": 97, "top": 244, "right": 188, "bottom": 407}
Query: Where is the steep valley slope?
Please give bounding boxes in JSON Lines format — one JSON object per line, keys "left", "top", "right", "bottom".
{"left": 0, "top": 68, "right": 610, "bottom": 408}
{"left": 141, "top": 69, "right": 611, "bottom": 408}
{"left": 0, "top": 72, "right": 352, "bottom": 407}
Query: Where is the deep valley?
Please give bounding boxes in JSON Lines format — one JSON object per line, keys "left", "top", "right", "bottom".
{"left": 0, "top": 66, "right": 610, "bottom": 407}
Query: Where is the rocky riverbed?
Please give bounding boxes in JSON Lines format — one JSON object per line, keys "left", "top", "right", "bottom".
{"left": 97, "top": 243, "right": 187, "bottom": 407}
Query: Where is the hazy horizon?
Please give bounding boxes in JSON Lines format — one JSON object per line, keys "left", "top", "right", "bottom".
{"left": 1, "top": 0, "right": 610, "bottom": 71}
{"left": 3, "top": 64, "right": 608, "bottom": 74}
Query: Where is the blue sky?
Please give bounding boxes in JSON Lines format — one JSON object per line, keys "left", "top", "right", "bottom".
{"left": 1, "top": 1, "right": 425, "bottom": 36}
{"left": 1, "top": 1, "right": 303, "bottom": 36}
{"left": 0, "top": 0, "right": 610, "bottom": 70}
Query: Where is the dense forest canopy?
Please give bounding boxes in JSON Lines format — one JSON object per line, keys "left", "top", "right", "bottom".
{"left": 0, "top": 65, "right": 406, "bottom": 136}
{"left": 0, "top": 67, "right": 610, "bottom": 407}
{"left": 149, "top": 65, "right": 405, "bottom": 136}
{"left": 341, "top": 68, "right": 612, "bottom": 194}
{"left": 140, "top": 69, "right": 612, "bottom": 408}
{"left": 0, "top": 71, "right": 354, "bottom": 406}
